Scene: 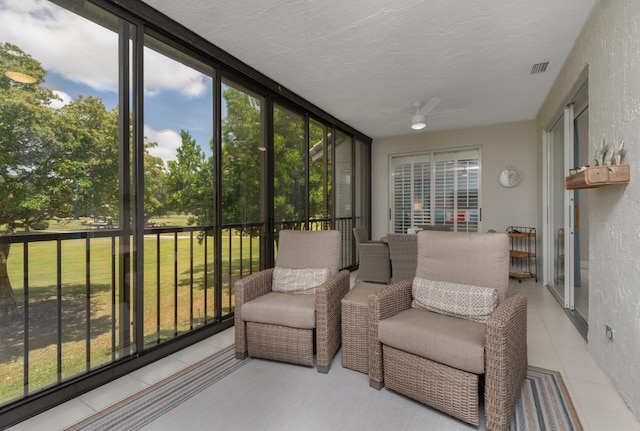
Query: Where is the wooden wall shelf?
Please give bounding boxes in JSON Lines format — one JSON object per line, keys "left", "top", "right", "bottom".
{"left": 564, "top": 164, "right": 630, "bottom": 189}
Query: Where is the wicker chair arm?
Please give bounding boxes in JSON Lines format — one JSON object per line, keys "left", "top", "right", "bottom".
{"left": 234, "top": 268, "right": 275, "bottom": 307}
{"left": 368, "top": 279, "right": 413, "bottom": 388}
{"left": 315, "top": 269, "right": 350, "bottom": 372}
{"left": 234, "top": 268, "right": 274, "bottom": 359}
{"left": 316, "top": 269, "right": 350, "bottom": 308}
{"left": 369, "top": 279, "right": 413, "bottom": 321}
{"left": 484, "top": 293, "right": 528, "bottom": 431}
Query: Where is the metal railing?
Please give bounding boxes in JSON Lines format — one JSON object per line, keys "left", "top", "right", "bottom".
{"left": 0, "top": 217, "right": 356, "bottom": 408}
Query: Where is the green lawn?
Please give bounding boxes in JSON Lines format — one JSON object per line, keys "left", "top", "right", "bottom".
{"left": 0, "top": 218, "right": 261, "bottom": 404}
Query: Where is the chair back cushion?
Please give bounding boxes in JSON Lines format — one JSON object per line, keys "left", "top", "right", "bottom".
{"left": 415, "top": 231, "right": 509, "bottom": 303}
{"left": 272, "top": 267, "right": 331, "bottom": 294}
{"left": 411, "top": 278, "right": 498, "bottom": 322}
{"left": 276, "top": 230, "right": 341, "bottom": 275}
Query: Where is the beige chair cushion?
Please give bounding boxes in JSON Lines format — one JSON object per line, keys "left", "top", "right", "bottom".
{"left": 241, "top": 292, "right": 316, "bottom": 329}
{"left": 272, "top": 267, "right": 331, "bottom": 294}
{"left": 378, "top": 308, "right": 486, "bottom": 374}
{"left": 415, "top": 231, "right": 509, "bottom": 303}
{"left": 276, "top": 230, "right": 341, "bottom": 275}
{"left": 411, "top": 277, "right": 498, "bottom": 322}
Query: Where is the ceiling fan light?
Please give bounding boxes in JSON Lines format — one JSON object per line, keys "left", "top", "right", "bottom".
{"left": 411, "top": 114, "right": 426, "bottom": 130}
{"left": 4, "top": 70, "right": 37, "bottom": 84}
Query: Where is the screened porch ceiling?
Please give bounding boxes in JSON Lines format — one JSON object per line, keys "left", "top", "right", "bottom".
{"left": 142, "top": 0, "right": 597, "bottom": 139}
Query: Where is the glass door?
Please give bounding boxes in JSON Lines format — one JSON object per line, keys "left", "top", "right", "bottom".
{"left": 548, "top": 113, "right": 567, "bottom": 303}
{"left": 572, "top": 88, "right": 590, "bottom": 322}
{"left": 546, "top": 80, "right": 589, "bottom": 333}
{"left": 548, "top": 103, "right": 576, "bottom": 309}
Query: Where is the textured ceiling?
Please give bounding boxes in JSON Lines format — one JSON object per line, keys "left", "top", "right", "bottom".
{"left": 141, "top": 0, "right": 596, "bottom": 139}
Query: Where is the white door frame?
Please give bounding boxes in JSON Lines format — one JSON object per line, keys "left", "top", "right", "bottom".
{"left": 544, "top": 104, "right": 576, "bottom": 309}
{"left": 563, "top": 104, "right": 576, "bottom": 310}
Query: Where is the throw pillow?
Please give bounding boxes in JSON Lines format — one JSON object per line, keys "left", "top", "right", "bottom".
{"left": 272, "top": 267, "right": 331, "bottom": 294}
{"left": 411, "top": 277, "right": 498, "bottom": 322}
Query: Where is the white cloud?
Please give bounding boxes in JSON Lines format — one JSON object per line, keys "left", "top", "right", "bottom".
{"left": 0, "top": 0, "right": 118, "bottom": 91}
{"left": 144, "top": 48, "right": 209, "bottom": 98}
{"left": 0, "top": 0, "right": 208, "bottom": 97}
{"left": 48, "top": 90, "right": 72, "bottom": 109}
{"left": 144, "top": 125, "right": 181, "bottom": 164}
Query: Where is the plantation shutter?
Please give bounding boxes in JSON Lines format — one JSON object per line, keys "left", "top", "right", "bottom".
{"left": 391, "top": 149, "right": 480, "bottom": 233}
{"left": 392, "top": 162, "right": 412, "bottom": 234}
{"left": 433, "top": 157, "right": 456, "bottom": 229}
{"left": 412, "top": 161, "right": 431, "bottom": 227}
{"left": 456, "top": 157, "right": 480, "bottom": 232}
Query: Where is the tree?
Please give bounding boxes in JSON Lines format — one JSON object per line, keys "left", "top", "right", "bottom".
{"left": 218, "top": 87, "right": 331, "bottom": 228}
{"left": 273, "top": 106, "right": 305, "bottom": 222}
{"left": 165, "top": 130, "right": 213, "bottom": 227}
{"left": 308, "top": 126, "right": 331, "bottom": 220}
{"left": 55, "top": 96, "right": 120, "bottom": 220}
{"left": 220, "top": 87, "right": 262, "bottom": 225}
{"left": 143, "top": 142, "right": 168, "bottom": 224}
{"left": 0, "top": 43, "right": 75, "bottom": 317}
{"left": 58, "top": 98, "right": 168, "bottom": 225}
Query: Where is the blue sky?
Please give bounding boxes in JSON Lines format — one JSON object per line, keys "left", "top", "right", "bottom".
{"left": 0, "top": 0, "right": 218, "bottom": 164}
{"left": 45, "top": 70, "right": 216, "bottom": 162}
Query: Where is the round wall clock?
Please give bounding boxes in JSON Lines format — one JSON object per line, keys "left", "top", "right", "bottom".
{"left": 498, "top": 166, "right": 522, "bottom": 188}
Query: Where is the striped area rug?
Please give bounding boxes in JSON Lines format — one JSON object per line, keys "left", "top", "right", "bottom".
{"left": 65, "top": 347, "right": 582, "bottom": 431}
{"left": 511, "top": 366, "right": 583, "bottom": 431}
{"left": 65, "top": 346, "right": 248, "bottom": 431}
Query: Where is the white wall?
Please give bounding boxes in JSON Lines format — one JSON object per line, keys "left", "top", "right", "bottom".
{"left": 370, "top": 120, "right": 538, "bottom": 240}
{"left": 537, "top": 0, "right": 640, "bottom": 418}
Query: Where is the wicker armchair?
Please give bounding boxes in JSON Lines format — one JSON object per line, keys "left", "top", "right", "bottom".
{"left": 353, "top": 227, "right": 390, "bottom": 284}
{"left": 386, "top": 233, "right": 418, "bottom": 283}
{"left": 234, "top": 230, "right": 350, "bottom": 373}
{"left": 369, "top": 231, "right": 527, "bottom": 430}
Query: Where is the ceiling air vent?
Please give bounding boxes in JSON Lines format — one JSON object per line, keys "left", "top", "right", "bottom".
{"left": 530, "top": 62, "right": 549, "bottom": 75}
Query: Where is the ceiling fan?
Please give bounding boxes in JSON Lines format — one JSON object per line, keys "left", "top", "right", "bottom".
{"left": 383, "top": 98, "right": 463, "bottom": 131}
{"left": 409, "top": 98, "right": 441, "bottom": 130}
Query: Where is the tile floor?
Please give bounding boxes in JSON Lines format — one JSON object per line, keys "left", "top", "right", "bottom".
{"left": 9, "top": 279, "right": 640, "bottom": 431}
{"left": 509, "top": 281, "right": 640, "bottom": 431}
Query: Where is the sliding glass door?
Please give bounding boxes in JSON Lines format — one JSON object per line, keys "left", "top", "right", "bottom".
{"left": 548, "top": 113, "right": 568, "bottom": 304}
{"left": 573, "top": 101, "right": 590, "bottom": 322}
{"left": 546, "top": 80, "right": 589, "bottom": 333}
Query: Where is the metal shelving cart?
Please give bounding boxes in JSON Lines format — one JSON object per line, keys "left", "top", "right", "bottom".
{"left": 506, "top": 226, "right": 537, "bottom": 282}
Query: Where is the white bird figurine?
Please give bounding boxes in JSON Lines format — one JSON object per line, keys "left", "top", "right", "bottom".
{"left": 610, "top": 140, "right": 625, "bottom": 165}
{"left": 593, "top": 137, "right": 609, "bottom": 166}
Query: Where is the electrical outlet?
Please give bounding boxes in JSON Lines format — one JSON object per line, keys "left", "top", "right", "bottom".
{"left": 606, "top": 325, "right": 615, "bottom": 340}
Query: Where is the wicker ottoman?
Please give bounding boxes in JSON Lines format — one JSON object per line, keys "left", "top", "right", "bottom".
{"left": 341, "top": 282, "right": 387, "bottom": 373}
